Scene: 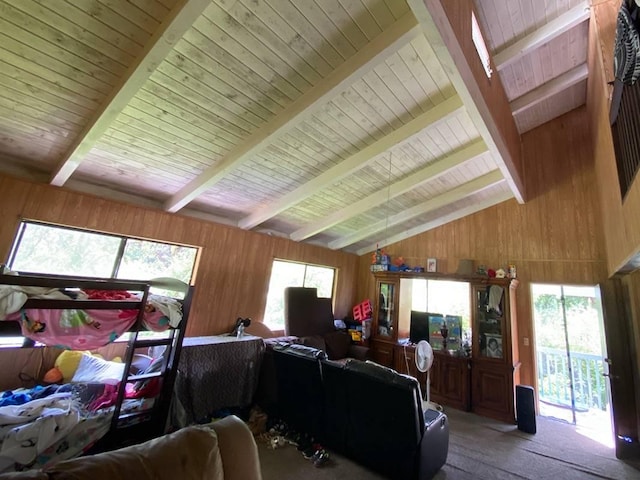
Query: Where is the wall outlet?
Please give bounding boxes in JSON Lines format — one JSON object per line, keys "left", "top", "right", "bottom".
{"left": 523, "top": 337, "right": 530, "bottom": 346}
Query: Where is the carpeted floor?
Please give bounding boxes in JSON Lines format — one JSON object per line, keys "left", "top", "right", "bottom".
{"left": 258, "top": 408, "right": 640, "bottom": 479}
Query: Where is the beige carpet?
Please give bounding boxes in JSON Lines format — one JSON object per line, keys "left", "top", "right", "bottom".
{"left": 258, "top": 409, "right": 640, "bottom": 479}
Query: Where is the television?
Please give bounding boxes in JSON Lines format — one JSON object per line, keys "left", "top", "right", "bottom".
{"left": 409, "top": 311, "right": 430, "bottom": 344}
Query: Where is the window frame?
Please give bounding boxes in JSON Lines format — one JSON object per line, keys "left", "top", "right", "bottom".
{"left": 7, "top": 220, "right": 198, "bottom": 285}
{"left": 2, "top": 220, "right": 199, "bottom": 348}
{"left": 262, "top": 258, "right": 337, "bottom": 330}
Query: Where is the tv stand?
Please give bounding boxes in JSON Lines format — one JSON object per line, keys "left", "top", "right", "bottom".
{"left": 393, "top": 342, "right": 471, "bottom": 411}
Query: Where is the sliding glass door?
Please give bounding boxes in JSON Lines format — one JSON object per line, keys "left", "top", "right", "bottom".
{"left": 532, "top": 284, "right": 612, "bottom": 445}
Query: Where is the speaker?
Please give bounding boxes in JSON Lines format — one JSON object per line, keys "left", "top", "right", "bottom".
{"left": 516, "top": 385, "right": 536, "bottom": 434}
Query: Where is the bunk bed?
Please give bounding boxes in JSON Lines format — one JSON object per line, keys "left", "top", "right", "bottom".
{"left": 0, "top": 273, "right": 194, "bottom": 473}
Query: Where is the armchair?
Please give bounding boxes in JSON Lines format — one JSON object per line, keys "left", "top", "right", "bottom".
{"left": 283, "top": 287, "right": 369, "bottom": 361}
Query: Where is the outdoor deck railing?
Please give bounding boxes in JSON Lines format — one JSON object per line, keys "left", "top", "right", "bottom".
{"left": 536, "top": 346, "right": 607, "bottom": 411}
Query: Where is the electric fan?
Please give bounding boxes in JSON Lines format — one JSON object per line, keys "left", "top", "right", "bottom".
{"left": 414, "top": 340, "right": 441, "bottom": 411}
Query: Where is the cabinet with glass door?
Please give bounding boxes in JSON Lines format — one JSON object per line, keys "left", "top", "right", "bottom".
{"left": 471, "top": 278, "right": 520, "bottom": 423}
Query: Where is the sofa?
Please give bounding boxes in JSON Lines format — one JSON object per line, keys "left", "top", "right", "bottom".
{"left": 0, "top": 415, "right": 262, "bottom": 480}
{"left": 267, "top": 343, "right": 449, "bottom": 480}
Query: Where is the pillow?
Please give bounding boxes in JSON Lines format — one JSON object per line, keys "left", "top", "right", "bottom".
{"left": 55, "top": 350, "right": 89, "bottom": 383}
{"left": 72, "top": 353, "right": 126, "bottom": 385}
{"left": 323, "top": 331, "right": 352, "bottom": 360}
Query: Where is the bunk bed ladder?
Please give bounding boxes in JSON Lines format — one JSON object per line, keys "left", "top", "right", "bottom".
{"left": 110, "top": 284, "right": 194, "bottom": 440}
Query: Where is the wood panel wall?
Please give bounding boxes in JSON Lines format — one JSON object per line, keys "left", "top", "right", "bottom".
{"left": 588, "top": 0, "right": 640, "bottom": 274}
{"left": 425, "top": 0, "right": 525, "bottom": 198}
{"left": 0, "top": 174, "right": 359, "bottom": 338}
{"left": 357, "top": 106, "right": 607, "bottom": 388}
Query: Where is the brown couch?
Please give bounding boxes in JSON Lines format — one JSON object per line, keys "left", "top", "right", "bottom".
{"left": 0, "top": 415, "right": 262, "bottom": 480}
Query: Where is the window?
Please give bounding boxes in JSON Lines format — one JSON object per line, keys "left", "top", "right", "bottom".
{"left": 471, "top": 11, "right": 493, "bottom": 79}
{"left": 411, "top": 279, "right": 471, "bottom": 333}
{"left": 263, "top": 260, "right": 335, "bottom": 330}
{"left": 2, "top": 221, "right": 199, "bottom": 347}
{"left": 8, "top": 221, "right": 198, "bottom": 296}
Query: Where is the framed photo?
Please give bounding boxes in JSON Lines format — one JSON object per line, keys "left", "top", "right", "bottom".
{"left": 427, "top": 258, "right": 437, "bottom": 272}
{"left": 485, "top": 334, "right": 503, "bottom": 358}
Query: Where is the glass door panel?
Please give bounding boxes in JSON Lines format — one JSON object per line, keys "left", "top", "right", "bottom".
{"left": 377, "top": 282, "right": 395, "bottom": 338}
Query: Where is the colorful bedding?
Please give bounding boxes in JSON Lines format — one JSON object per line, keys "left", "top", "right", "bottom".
{"left": 0, "top": 384, "right": 113, "bottom": 474}
{"left": 0, "top": 286, "right": 183, "bottom": 349}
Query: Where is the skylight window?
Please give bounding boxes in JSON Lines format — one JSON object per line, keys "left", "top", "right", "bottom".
{"left": 471, "top": 11, "right": 493, "bottom": 79}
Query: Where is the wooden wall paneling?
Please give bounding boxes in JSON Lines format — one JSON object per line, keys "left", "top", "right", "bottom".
{"left": 357, "top": 106, "right": 606, "bottom": 391}
{"left": 0, "top": 174, "right": 359, "bottom": 336}
{"left": 587, "top": 0, "right": 640, "bottom": 275}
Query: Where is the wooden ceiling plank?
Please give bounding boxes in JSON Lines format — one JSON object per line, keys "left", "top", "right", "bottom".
{"left": 0, "top": 16, "right": 121, "bottom": 87}
{"left": 263, "top": 0, "right": 344, "bottom": 70}
{"left": 199, "top": 4, "right": 313, "bottom": 96}
{"left": 510, "top": 63, "right": 588, "bottom": 115}
{"left": 121, "top": 103, "right": 230, "bottom": 155}
{"left": 330, "top": 169, "right": 504, "bottom": 249}
{"left": 0, "top": 32, "right": 113, "bottom": 95}
{"left": 494, "top": 1, "right": 590, "bottom": 71}
{"left": 408, "top": 0, "right": 525, "bottom": 203}
{"left": 289, "top": 136, "right": 486, "bottom": 242}
{"left": 355, "top": 189, "right": 513, "bottom": 255}
{"left": 164, "top": 11, "right": 421, "bottom": 213}
{"left": 0, "top": 73, "right": 91, "bottom": 118}
{"left": 49, "top": 0, "right": 212, "bottom": 187}
{"left": 97, "top": 0, "right": 161, "bottom": 35}
{"left": 162, "top": 49, "right": 277, "bottom": 120}
{"left": 10, "top": 0, "right": 134, "bottom": 68}
{"left": 238, "top": 95, "right": 463, "bottom": 230}
{"left": 338, "top": 0, "right": 382, "bottom": 43}
{"left": 69, "top": 0, "right": 151, "bottom": 48}
{"left": 0, "top": 47, "right": 105, "bottom": 104}
{"left": 380, "top": 0, "right": 410, "bottom": 20}
{"left": 0, "top": 60, "right": 100, "bottom": 111}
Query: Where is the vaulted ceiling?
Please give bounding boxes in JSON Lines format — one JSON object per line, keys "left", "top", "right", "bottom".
{"left": 0, "top": 0, "right": 590, "bottom": 254}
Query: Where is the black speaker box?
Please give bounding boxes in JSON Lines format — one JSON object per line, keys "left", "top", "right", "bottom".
{"left": 516, "top": 385, "right": 537, "bottom": 434}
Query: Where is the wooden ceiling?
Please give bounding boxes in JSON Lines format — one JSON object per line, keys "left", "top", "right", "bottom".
{"left": 0, "top": 0, "right": 590, "bottom": 254}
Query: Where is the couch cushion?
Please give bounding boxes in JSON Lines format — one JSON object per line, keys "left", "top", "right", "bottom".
{"left": 323, "top": 331, "right": 351, "bottom": 360}
{"left": 46, "top": 425, "right": 224, "bottom": 480}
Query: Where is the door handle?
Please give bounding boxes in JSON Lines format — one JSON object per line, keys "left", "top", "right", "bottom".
{"left": 603, "top": 373, "right": 619, "bottom": 380}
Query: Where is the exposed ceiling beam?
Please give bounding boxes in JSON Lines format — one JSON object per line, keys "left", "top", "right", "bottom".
{"left": 238, "top": 95, "right": 464, "bottom": 230}
{"left": 330, "top": 170, "right": 504, "bottom": 250}
{"left": 407, "top": 0, "right": 526, "bottom": 204}
{"left": 510, "top": 63, "right": 589, "bottom": 115}
{"left": 49, "top": 0, "right": 211, "bottom": 187}
{"left": 356, "top": 189, "right": 513, "bottom": 256}
{"left": 164, "top": 12, "right": 421, "bottom": 213}
{"left": 494, "top": 1, "right": 591, "bottom": 71}
{"left": 290, "top": 139, "right": 487, "bottom": 242}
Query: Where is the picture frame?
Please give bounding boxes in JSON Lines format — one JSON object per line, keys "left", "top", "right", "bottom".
{"left": 427, "top": 258, "right": 437, "bottom": 272}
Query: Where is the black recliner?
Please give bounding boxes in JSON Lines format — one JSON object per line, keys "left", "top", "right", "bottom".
{"left": 266, "top": 341, "right": 449, "bottom": 479}
{"left": 271, "top": 343, "right": 327, "bottom": 441}
{"left": 334, "top": 360, "right": 449, "bottom": 480}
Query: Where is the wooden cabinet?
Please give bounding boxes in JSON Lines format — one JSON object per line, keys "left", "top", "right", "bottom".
{"left": 394, "top": 345, "right": 471, "bottom": 411}
{"left": 371, "top": 338, "right": 395, "bottom": 367}
{"left": 471, "top": 279, "right": 520, "bottom": 423}
{"left": 370, "top": 271, "right": 519, "bottom": 423}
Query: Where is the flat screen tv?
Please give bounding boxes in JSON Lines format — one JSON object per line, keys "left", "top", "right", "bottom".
{"left": 409, "top": 311, "right": 431, "bottom": 344}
